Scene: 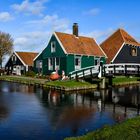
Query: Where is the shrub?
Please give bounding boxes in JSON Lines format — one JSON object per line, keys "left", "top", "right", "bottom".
{"left": 25, "top": 71, "right": 36, "bottom": 77}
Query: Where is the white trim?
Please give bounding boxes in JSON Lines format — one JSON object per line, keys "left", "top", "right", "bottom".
{"left": 111, "top": 43, "right": 125, "bottom": 63}
{"left": 74, "top": 55, "right": 81, "bottom": 70}
{"left": 66, "top": 53, "right": 104, "bottom": 57}
{"left": 33, "top": 32, "right": 67, "bottom": 61}
{"left": 93, "top": 38, "right": 108, "bottom": 58}
{"left": 54, "top": 32, "right": 67, "bottom": 54}
{"left": 4, "top": 52, "right": 14, "bottom": 67}
{"left": 14, "top": 52, "right": 26, "bottom": 66}
{"left": 25, "top": 65, "right": 28, "bottom": 71}
{"left": 5, "top": 51, "right": 26, "bottom": 67}
{"left": 33, "top": 33, "right": 53, "bottom": 61}
{"left": 55, "top": 57, "right": 60, "bottom": 70}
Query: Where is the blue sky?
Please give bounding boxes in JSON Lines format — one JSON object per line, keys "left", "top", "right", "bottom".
{"left": 0, "top": 0, "right": 140, "bottom": 54}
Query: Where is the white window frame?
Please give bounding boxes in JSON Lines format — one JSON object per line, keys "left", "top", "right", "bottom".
{"left": 51, "top": 41, "right": 56, "bottom": 53}
{"left": 75, "top": 56, "right": 81, "bottom": 70}
{"left": 39, "top": 61, "right": 42, "bottom": 68}
{"left": 48, "top": 58, "right": 53, "bottom": 70}
{"left": 131, "top": 46, "right": 137, "bottom": 56}
{"left": 55, "top": 57, "right": 60, "bottom": 71}
{"left": 94, "top": 57, "right": 100, "bottom": 66}
{"left": 12, "top": 55, "right": 17, "bottom": 62}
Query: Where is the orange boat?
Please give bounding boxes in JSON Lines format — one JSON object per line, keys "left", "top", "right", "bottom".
{"left": 50, "top": 72, "right": 60, "bottom": 81}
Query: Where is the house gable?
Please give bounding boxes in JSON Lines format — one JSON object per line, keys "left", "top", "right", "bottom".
{"left": 100, "top": 28, "right": 140, "bottom": 64}
{"left": 5, "top": 52, "right": 25, "bottom": 67}
{"left": 113, "top": 44, "right": 140, "bottom": 63}
{"left": 41, "top": 34, "right": 67, "bottom": 59}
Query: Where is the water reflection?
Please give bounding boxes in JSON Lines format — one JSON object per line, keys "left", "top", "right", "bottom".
{"left": 0, "top": 81, "right": 140, "bottom": 140}
{"left": 0, "top": 105, "right": 9, "bottom": 121}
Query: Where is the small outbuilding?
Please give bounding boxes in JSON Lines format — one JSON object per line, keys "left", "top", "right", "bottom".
{"left": 100, "top": 28, "right": 140, "bottom": 64}
{"left": 5, "top": 51, "right": 38, "bottom": 75}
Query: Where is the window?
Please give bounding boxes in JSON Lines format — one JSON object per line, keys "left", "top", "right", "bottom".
{"left": 12, "top": 55, "right": 17, "bottom": 62}
{"left": 36, "top": 60, "right": 42, "bottom": 68}
{"left": 51, "top": 41, "right": 56, "bottom": 53}
{"left": 75, "top": 56, "right": 81, "bottom": 70}
{"left": 48, "top": 58, "right": 53, "bottom": 70}
{"left": 131, "top": 46, "right": 137, "bottom": 56}
{"left": 55, "top": 58, "right": 60, "bottom": 70}
{"left": 94, "top": 58, "right": 100, "bottom": 65}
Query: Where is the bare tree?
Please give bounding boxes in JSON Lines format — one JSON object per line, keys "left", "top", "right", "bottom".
{"left": 0, "top": 31, "right": 13, "bottom": 68}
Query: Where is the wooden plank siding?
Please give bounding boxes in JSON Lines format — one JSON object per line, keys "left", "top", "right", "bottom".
{"left": 113, "top": 44, "right": 140, "bottom": 64}
{"left": 34, "top": 33, "right": 106, "bottom": 76}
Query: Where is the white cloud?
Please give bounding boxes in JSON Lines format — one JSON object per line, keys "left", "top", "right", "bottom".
{"left": 0, "top": 12, "right": 14, "bottom": 22}
{"left": 11, "top": 0, "right": 48, "bottom": 16}
{"left": 83, "top": 8, "right": 100, "bottom": 16}
{"left": 26, "top": 14, "right": 70, "bottom": 32}
{"left": 14, "top": 13, "right": 70, "bottom": 52}
{"left": 14, "top": 31, "right": 51, "bottom": 52}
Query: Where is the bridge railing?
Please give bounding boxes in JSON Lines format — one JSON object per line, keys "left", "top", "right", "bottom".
{"left": 68, "top": 65, "right": 99, "bottom": 79}
{"left": 103, "top": 63, "right": 140, "bottom": 76}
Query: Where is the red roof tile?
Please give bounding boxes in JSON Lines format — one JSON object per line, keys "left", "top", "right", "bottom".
{"left": 55, "top": 32, "right": 106, "bottom": 57}
{"left": 100, "top": 28, "right": 140, "bottom": 63}
{"left": 16, "top": 52, "right": 38, "bottom": 66}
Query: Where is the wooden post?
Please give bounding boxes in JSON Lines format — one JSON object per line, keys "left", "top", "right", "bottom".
{"left": 103, "top": 66, "right": 106, "bottom": 76}
{"left": 113, "top": 65, "right": 116, "bottom": 75}
{"left": 125, "top": 65, "right": 127, "bottom": 76}
{"left": 83, "top": 70, "right": 85, "bottom": 79}
{"left": 90, "top": 68, "right": 93, "bottom": 78}
{"left": 138, "top": 65, "right": 140, "bottom": 76}
{"left": 69, "top": 74, "right": 71, "bottom": 80}
{"left": 76, "top": 71, "right": 78, "bottom": 81}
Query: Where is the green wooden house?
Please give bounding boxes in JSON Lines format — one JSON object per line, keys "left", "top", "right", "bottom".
{"left": 34, "top": 23, "right": 106, "bottom": 76}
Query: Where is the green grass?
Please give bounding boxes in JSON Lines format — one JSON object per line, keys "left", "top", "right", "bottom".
{"left": 0, "top": 76, "right": 97, "bottom": 89}
{"left": 113, "top": 76, "right": 140, "bottom": 86}
{"left": 0, "top": 75, "right": 47, "bottom": 84}
{"left": 46, "top": 80, "right": 96, "bottom": 88}
{"left": 65, "top": 116, "right": 140, "bottom": 140}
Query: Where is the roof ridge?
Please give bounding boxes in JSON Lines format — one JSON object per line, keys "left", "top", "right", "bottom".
{"left": 119, "top": 28, "right": 126, "bottom": 42}
{"left": 55, "top": 31, "right": 95, "bottom": 40}
{"left": 119, "top": 28, "right": 138, "bottom": 44}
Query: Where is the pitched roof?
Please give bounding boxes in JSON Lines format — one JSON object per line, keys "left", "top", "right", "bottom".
{"left": 55, "top": 32, "right": 106, "bottom": 57}
{"left": 100, "top": 28, "right": 140, "bottom": 63}
{"left": 16, "top": 52, "right": 38, "bottom": 66}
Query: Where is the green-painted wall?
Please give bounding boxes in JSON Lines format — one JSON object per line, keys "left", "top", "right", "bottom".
{"left": 81, "top": 56, "right": 94, "bottom": 68}
{"left": 34, "top": 53, "right": 43, "bottom": 73}
{"left": 34, "top": 34, "right": 106, "bottom": 76}
{"left": 66, "top": 55, "right": 75, "bottom": 75}
{"left": 34, "top": 34, "right": 67, "bottom": 75}
{"left": 42, "top": 35, "right": 66, "bottom": 58}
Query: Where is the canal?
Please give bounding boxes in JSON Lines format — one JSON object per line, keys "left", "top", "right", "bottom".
{"left": 0, "top": 81, "right": 140, "bottom": 140}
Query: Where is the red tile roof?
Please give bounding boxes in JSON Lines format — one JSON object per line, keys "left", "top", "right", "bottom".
{"left": 55, "top": 32, "right": 106, "bottom": 57}
{"left": 100, "top": 28, "right": 140, "bottom": 63}
{"left": 16, "top": 52, "right": 38, "bottom": 66}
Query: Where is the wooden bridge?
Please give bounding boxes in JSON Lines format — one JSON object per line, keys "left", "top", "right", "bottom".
{"left": 68, "top": 63, "right": 140, "bottom": 79}
{"left": 69, "top": 65, "right": 99, "bottom": 79}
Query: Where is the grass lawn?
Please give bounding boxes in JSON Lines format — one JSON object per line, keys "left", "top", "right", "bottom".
{"left": 46, "top": 80, "right": 97, "bottom": 88}
{"left": 0, "top": 75, "right": 47, "bottom": 84}
{"left": 113, "top": 76, "right": 140, "bottom": 85}
{"left": 0, "top": 75, "right": 97, "bottom": 89}
{"left": 65, "top": 116, "right": 140, "bottom": 140}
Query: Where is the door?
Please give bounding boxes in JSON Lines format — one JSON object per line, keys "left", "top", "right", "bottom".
{"left": 16, "top": 65, "right": 21, "bottom": 75}
{"left": 75, "top": 56, "right": 81, "bottom": 70}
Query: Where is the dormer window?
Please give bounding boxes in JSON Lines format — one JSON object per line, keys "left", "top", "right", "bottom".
{"left": 131, "top": 46, "right": 137, "bottom": 56}
{"left": 51, "top": 41, "right": 56, "bottom": 53}
{"left": 12, "top": 55, "right": 17, "bottom": 62}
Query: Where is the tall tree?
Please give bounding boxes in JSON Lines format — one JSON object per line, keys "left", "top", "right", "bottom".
{"left": 0, "top": 31, "right": 13, "bottom": 68}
